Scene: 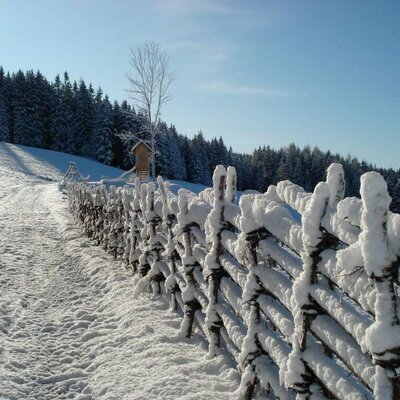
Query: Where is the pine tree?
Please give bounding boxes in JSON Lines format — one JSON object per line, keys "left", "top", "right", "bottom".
{"left": 113, "top": 100, "right": 139, "bottom": 169}
{"left": 168, "top": 125, "right": 186, "bottom": 180}
{"left": 93, "top": 96, "right": 114, "bottom": 165}
{"left": 179, "top": 135, "right": 191, "bottom": 180}
{"left": 50, "top": 94, "right": 73, "bottom": 152}
{"left": 23, "top": 70, "right": 45, "bottom": 147}
{"left": 111, "top": 100, "right": 124, "bottom": 167}
{"left": 0, "top": 93, "right": 10, "bottom": 141}
{"left": 75, "top": 80, "right": 94, "bottom": 156}
{"left": 155, "top": 124, "right": 186, "bottom": 179}
{"left": 250, "top": 147, "right": 265, "bottom": 190}
{"left": 61, "top": 73, "right": 78, "bottom": 154}
{"left": 33, "top": 70, "right": 52, "bottom": 148}
{"left": 12, "top": 70, "right": 31, "bottom": 145}
{"left": 187, "top": 131, "right": 210, "bottom": 185}
{"left": 262, "top": 146, "right": 277, "bottom": 190}
{"left": 0, "top": 67, "right": 5, "bottom": 89}
{"left": 391, "top": 180, "right": 400, "bottom": 213}
{"left": 208, "top": 137, "right": 220, "bottom": 174}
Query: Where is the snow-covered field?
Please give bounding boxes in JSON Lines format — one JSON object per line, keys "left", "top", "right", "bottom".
{"left": 0, "top": 143, "right": 239, "bottom": 399}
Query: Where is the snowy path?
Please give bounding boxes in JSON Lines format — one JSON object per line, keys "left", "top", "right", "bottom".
{"left": 0, "top": 144, "right": 239, "bottom": 399}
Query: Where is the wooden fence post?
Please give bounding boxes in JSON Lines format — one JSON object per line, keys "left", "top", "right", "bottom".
{"left": 177, "top": 189, "right": 201, "bottom": 338}
{"left": 236, "top": 192, "right": 270, "bottom": 400}
{"left": 93, "top": 185, "right": 106, "bottom": 246}
{"left": 102, "top": 186, "right": 114, "bottom": 252}
{"left": 136, "top": 183, "right": 150, "bottom": 280}
{"left": 204, "top": 165, "right": 227, "bottom": 357}
{"left": 115, "top": 187, "right": 125, "bottom": 258}
{"left": 237, "top": 228, "right": 264, "bottom": 400}
{"left": 121, "top": 187, "right": 133, "bottom": 267}
{"left": 128, "top": 178, "right": 143, "bottom": 275}
{"left": 146, "top": 182, "right": 165, "bottom": 294}
{"left": 133, "top": 182, "right": 165, "bottom": 295}
{"left": 360, "top": 172, "right": 400, "bottom": 399}
{"left": 158, "top": 176, "right": 180, "bottom": 311}
{"left": 285, "top": 181, "right": 330, "bottom": 396}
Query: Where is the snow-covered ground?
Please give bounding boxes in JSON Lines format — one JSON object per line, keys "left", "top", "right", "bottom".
{"left": 0, "top": 143, "right": 239, "bottom": 399}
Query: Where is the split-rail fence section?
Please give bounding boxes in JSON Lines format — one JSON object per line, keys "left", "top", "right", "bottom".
{"left": 67, "top": 163, "right": 400, "bottom": 399}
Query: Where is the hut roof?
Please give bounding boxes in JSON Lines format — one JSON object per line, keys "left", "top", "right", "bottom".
{"left": 131, "top": 140, "right": 150, "bottom": 153}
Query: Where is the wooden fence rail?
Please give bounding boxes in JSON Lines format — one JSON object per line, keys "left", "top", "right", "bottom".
{"left": 67, "top": 163, "right": 400, "bottom": 399}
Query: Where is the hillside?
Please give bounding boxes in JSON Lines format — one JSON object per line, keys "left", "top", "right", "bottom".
{"left": 0, "top": 142, "right": 208, "bottom": 193}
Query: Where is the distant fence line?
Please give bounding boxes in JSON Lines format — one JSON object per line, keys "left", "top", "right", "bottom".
{"left": 67, "top": 163, "right": 400, "bottom": 399}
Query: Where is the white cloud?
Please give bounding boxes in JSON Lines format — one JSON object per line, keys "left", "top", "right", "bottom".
{"left": 152, "top": 0, "right": 238, "bottom": 16}
{"left": 151, "top": 0, "right": 285, "bottom": 29}
{"left": 201, "top": 82, "right": 295, "bottom": 98}
{"left": 167, "top": 40, "right": 232, "bottom": 62}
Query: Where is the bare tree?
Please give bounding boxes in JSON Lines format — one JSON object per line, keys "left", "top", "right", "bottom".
{"left": 118, "top": 41, "right": 175, "bottom": 178}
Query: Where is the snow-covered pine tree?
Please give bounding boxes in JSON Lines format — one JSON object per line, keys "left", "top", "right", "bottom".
{"left": 179, "top": 135, "right": 190, "bottom": 180}
{"left": 33, "top": 70, "right": 53, "bottom": 148}
{"left": 187, "top": 131, "right": 210, "bottom": 185}
{"left": 50, "top": 75, "right": 70, "bottom": 152}
{"left": 113, "top": 100, "right": 140, "bottom": 169}
{"left": 208, "top": 137, "right": 228, "bottom": 176}
{"left": 155, "top": 124, "right": 186, "bottom": 180}
{"left": 391, "top": 180, "right": 400, "bottom": 213}
{"left": 0, "top": 70, "right": 13, "bottom": 142}
{"left": 12, "top": 71, "right": 28, "bottom": 145}
{"left": 75, "top": 80, "right": 95, "bottom": 156}
{"left": 61, "top": 73, "right": 78, "bottom": 154}
{"left": 208, "top": 137, "right": 220, "bottom": 174}
{"left": 0, "top": 93, "right": 10, "bottom": 141}
{"left": 24, "top": 70, "right": 46, "bottom": 148}
{"left": 167, "top": 125, "right": 186, "bottom": 179}
{"left": 250, "top": 146, "right": 266, "bottom": 191}
{"left": 92, "top": 96, "right": 114, "bottom": 165}
{"left": 0, "top": 67, "right": 5, "bottom": 89}
{"left": 12, "top": 70, "right": 44, "bottom": 147}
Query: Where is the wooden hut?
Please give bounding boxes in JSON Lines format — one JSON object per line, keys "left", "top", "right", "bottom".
{"left": 131, "top": 140, "right": 150, "bottom": 181}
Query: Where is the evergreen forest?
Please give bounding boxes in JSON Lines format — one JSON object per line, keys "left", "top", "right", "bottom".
{"left": 1, "top": 67, "right": 399, "bottom": 212}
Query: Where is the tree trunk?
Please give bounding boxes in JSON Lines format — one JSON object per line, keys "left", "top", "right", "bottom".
{"left": 151, "top": 132, "right": 156, "bottom": 177}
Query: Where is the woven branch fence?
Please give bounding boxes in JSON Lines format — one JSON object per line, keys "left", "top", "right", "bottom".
{"left": 67, "top": 163, "right": 400, "bottom": 399}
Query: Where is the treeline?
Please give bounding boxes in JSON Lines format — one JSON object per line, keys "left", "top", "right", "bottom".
{"left": 0, "top": 67, "right": 399, "bottom": 211}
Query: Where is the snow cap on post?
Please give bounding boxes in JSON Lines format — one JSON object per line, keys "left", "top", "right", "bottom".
{"left": 225, "top": 166, "right": 237, "bottom": 204}
{"left": 302, "top": 182, "right": 330, "bottom": 254}
{"left": 145, "top": 181, "right": 156, "bottom": 219}
{"left": 109, "top": 185, "right": 117, "bottom": 205}
{"left": 157, "top": 176, "right": 172, "bottom": 221}
{"left": 131, "top": 177, "right": 141, "bottom": 211}
{"left": 139, "top": 182, "right": 148, "bottom": 213}
{"left": 359, "top": 171, "right": 395, "bottom": 278}
{"left": 291, "top": 182, "right": 330, "bottom": 312}
{"left": 121, "top": 187, "right": 132, "bottom": 212}
{"left": 238, "top": 195, "right": 256, "bottom": 235}
{"left": 326, "top": 163, "right": 345, "bottom": 208}
{"left": 213, "top": 164, "right": 226, "bottom": 203}
{"left": 177, "top": 188, "right": 189, "bottom": 229}
{"left": 205, "top": 165, "right": 226, "bottom": 238}
{"left": 361, "top": 172, "right": 400, "bottom": 384}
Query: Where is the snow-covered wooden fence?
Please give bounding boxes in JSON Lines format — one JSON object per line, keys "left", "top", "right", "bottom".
{"left": 67, "top": 164, "right": 400, "bottom": 399}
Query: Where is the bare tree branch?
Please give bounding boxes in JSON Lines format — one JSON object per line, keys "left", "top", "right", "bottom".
{"left": 118, "top": 41, "right": 175, "bottom": 178}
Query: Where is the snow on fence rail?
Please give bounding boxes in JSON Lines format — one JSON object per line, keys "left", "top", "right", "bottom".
{"left": 66, "top": 164, "right": 400, "bottom": 399}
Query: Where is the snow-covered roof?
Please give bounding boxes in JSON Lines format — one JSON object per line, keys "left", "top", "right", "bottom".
{"left": 131, "top": 140, "right": 150, "bottom": 153}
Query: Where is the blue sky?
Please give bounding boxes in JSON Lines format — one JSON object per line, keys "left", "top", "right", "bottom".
{"left": 0, "top": 0, "right": 399, "bottom": 168}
